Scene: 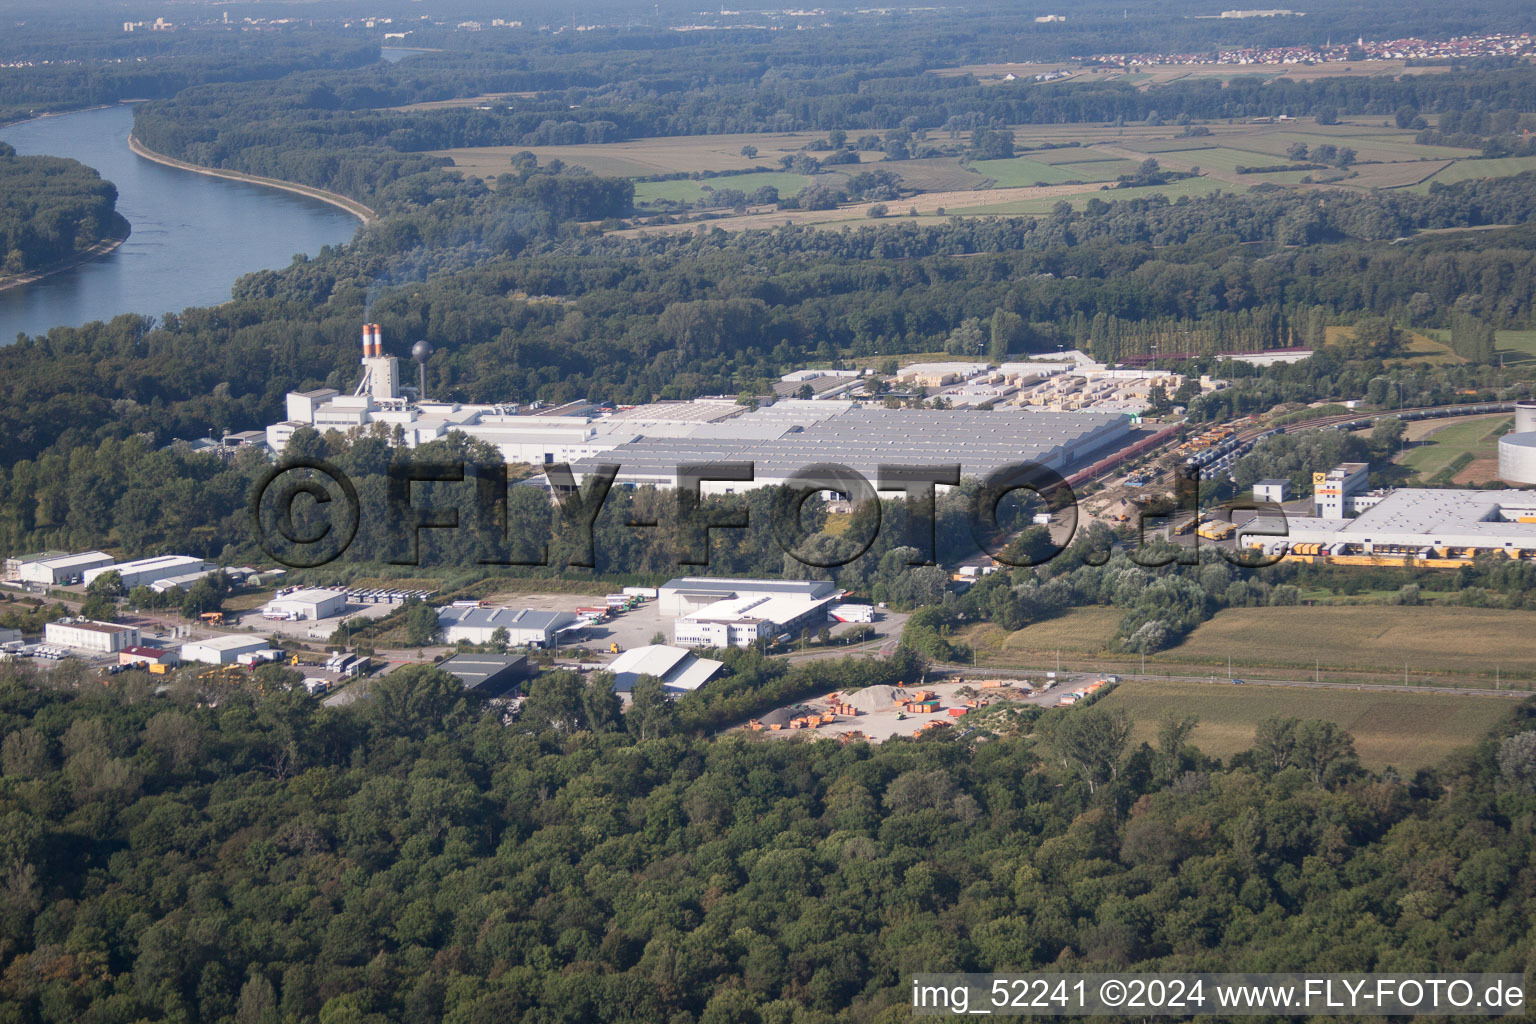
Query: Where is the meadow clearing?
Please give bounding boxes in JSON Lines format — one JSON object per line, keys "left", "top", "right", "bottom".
{"left": 1093, "top": 677, "right": 1513, "bottom": 772}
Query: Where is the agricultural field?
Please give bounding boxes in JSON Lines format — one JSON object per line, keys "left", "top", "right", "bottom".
{"left": 879, "top": 157, "right": 986, "bottom": 192}
{"left": 634, "top": 172, "right": 810, "bottom": 206}
{"left": 1408, "top": 155, "right": 1536, "bottom": 191}
{"left": 935, "top": 58, "right": 1447, "bottom": 87}
{"left": 944, "top": 174, "right": 1235, "bottom": 216}
{"left": 431, "top": 129, "right": 860, "bottom": 180}
{"left": 1395, "top": 413, "right": 1512, "bottom": 483}
{"left": 967, "top": 604, "right": 1536, "bottom": 686}
{"left": 964, "top": 607, "right": 1124, "bottom": 661}
{"left": 970, "top": 156, "right": 1107, "bottom": 186}
{"left": 1094, "top": 678, "right": 1514, "bottom": 772}
{"left": 1160, "top": 605, "right": 1536, "bottom": 680}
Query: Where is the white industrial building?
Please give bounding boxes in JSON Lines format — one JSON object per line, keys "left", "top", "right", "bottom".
{"left": 83, "top": 555, "right": 208, "bottom": 590}
{"left": 262, "top": 588, "right": 348, "bottom": 621}
{"left": 18, "top": 551, "right": 114, "bottom": 585}
{"left": 44, "top": 619, "right": 141, "bottom": 653}
{"left": 674, "top": 592, "right": 840, "bottom": 648}
{"left": 180, "top": 635, "right": 270, "bottom": 665}
{"left": 1240, "top": 487, "right": 1536, "bottom": 563}
{"left": 149, "top": 570, "right": 218, "bottom": 594}
{"left": 608, "top": 644, "right": 724, "bottom": 697}
{"left": 658, "top": 577, "right": 839, "bottom": 618}
{"left": 438, "top": 606, "right": 578, "bottom": 647}
{"left": 1252, "top": 479, "right": 1291, "bottom": 503}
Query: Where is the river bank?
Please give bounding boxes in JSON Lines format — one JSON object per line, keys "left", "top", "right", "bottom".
{"left": 0, "top": 213, "right": 130, "bottom": 296}
{"left": 127, "top": 133, "right": 376, "bottom": 223}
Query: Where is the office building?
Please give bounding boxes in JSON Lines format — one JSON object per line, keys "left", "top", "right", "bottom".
{"left": 1252, "top": 479, "right": 1291, "bottom": 503}
{"left": 1313, "top": 462, "right": 1371, "bottom": 518}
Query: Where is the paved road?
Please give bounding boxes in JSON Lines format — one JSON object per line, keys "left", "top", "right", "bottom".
{"left": 930, "top": 663, "right": 1527, "bottom": 699}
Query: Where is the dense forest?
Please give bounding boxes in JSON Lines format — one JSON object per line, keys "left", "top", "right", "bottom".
{"left": 0, "top": 654, "right": 1533, "bottom": 1022}
{"left": 0, "top": 145, "right": 124, "bottom": 278}
{"left": 0, "top": 40, "right": 380, "bottom": 126}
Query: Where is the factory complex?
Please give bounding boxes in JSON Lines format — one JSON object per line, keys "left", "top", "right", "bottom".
{"left": 571, "top": 405, "right": 1132, "bottom": 493}
{"left": 256, "top": 325, "right": 1144, "bottom": 489}
{"left": 1242, "top": 486, "right": 1536, "bottom": 566}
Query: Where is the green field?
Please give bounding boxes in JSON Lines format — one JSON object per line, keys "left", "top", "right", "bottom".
{"left": 634, "top": 172, "right": 810, "bottom": 205}
{"left": 968, "top": 603, "right": 1536, "bottom": 684}
{"left": 1396, "top": 415, "right": 1511, "bottom": 479}
{"left": 966, "top": 607, "right": 1124, "bottom": 659}
{"left": 948, "top": 175, "right": 1235, "bottom": 216}
{"left": 1150, "top": 146, "right": 1280, "bottom": 174}
{"left": 970, "top": 157, "right": 1097, "bottom": 186}
{"left": 1164, "top": 605, "right": 1536, "bottom": 679}
{"left": 1094, "top": 678, "right": 1513, "bottom": 772}
{"left": 1409, "top": 155, "right": 1536, "bottom": 192}
{"left": 1494, "top": 329, "right": 1536, "bottom": 365}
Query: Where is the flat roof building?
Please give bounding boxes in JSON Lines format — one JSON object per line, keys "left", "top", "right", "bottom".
{"left": 1253, "top": 479, "right": 1291, "bottom": 503}
{"left": 436, "top": 652, "right": 530, "bottom": 698}
{"left": 658, "top": 577, "right": 839, "bottom": 618}
{"left": 438, "top": 607, "right": 578, "bottom": 647}
{"left": 84, "top": 555, "right": 208, "bottom": 590}
{"left": 181, "top": 635, "right": 269, "bottom": 664}
{"left": 674, "top": 593, "right": 838, "bottom": 648}
{"left": 262, "top": 588, "right": 348, "bottom": 621}
{"left": 571, "top": 407, "right": 1132, "bottom": 494}
{"left": 1241, "top": 487, "right": 1536, "bottom": 563}
{"left": 19, "top": 551, "right": 114, "bottom": 585}
{"left": 45, "top": 619, "right": 141, "bottom": 654}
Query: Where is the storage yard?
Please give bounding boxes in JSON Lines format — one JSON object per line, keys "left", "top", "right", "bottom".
{"left": 745, "top": 676, "right": 1080, "bottom": 743}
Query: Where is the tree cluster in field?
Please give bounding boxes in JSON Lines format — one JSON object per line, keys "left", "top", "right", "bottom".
{"left": 0, "top": 145, "right": 122, "bottom": 277}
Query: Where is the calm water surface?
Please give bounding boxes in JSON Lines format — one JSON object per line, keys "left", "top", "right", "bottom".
{"left": 0, "top": 104, "right": 361, "bottom": 341}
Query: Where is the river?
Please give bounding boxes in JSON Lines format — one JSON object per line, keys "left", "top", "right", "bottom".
{"left": 0, "top": 104, "right": 362, "bottom": 342}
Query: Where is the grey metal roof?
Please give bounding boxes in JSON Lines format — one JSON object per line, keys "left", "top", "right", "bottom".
{"left": 660, "top": 577, "right": 837, "bottom": 597}
{"left": 437, "top": 652, "right": 528, "bottom": 693}
{"left": 438, "top": 607, "right": 575, "bottom": 631}
{"left": 575, "top": 406, "right": 1129, "bottom": 484}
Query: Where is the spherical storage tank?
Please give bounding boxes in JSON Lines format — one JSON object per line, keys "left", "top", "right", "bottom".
{"left": 1498, "top": 430, "right": 1536, "bottom": 485}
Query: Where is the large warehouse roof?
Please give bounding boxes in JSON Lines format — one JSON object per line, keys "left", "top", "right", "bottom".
{"left": 1243, "top": 488, "right": 1536, "bottom": 552}
{"left": 572, "top": 406, "right": 1130, "bottom": 488}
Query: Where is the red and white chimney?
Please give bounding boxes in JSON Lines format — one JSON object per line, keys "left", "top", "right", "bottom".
{"left": 362, "top": 323, "right": 373, "bottom": 357}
